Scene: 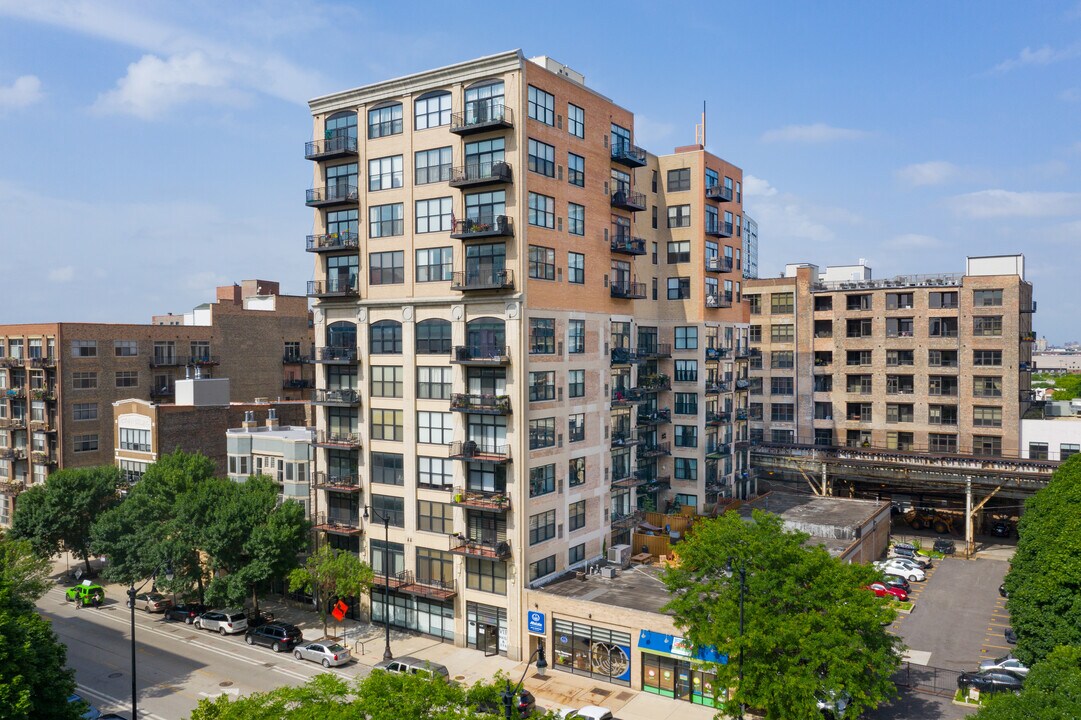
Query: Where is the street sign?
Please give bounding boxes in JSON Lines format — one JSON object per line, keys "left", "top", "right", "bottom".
{"left": 527, "top": 610, "right": 545, "bottom": 636}
{"left": 331, "top": 599, "right": 348, "bottom": 622}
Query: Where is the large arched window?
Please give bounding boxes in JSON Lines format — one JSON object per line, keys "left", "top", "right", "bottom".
{"left": 368, "top": 103, "right": 403, "bottom": 139}
{"left": 416, "top": 319, "right": 451, "bottom": 354}
{"left": 466, "top": 317, "right": 505, "bottom": 354}
{"left": 326, "top": 321, "right": 356, "bottom": 349}
{"left": 326, "top": 111, "right": 357, "bottom": 140}
{"left": 464, "top": 80, "right": 504, "bottom": 124}
{"left": 370, "top": 320, "right": 403, "bottom": 354}
{"left": 414, "top": 91, "right": 451, "bottom": 130}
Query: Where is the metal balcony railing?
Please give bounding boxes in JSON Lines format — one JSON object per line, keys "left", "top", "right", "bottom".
{"left": 610, "top": 189, "right": 646, "bottom": 211}
{"left": 452, "top": 345, "right": 510, "bottom": 365}
{"left": 312, "top": 388, "right": 360, "bottom": 405}
{"left": 312, "top": 473, "right": 363, "bottom": 492}
{"left": 306, "top": 184, "right": 359, "bottom": 207}
{"left": 610, "top": 234, "right": 646, "bottom": 255}
{"left": 448, "top": 440, "right": 510, "bottom": 462}
{"left": 450, "top": 102, "right": 513, "bottom": 135}
{"left": 706, "top": 184, "right": 734, "bottom": 202}
{"left": 304, "top": 134, "right": 358, "bottom": 160}
{"left": 450, "top": 269, "right": 514, "bottom": 291}
{"left": 705, "top": 256, "right": 734, "bottom": 273}
{"left": 452, "top": 488, "right": 510, "bottom": 512}
{"left": 448, "top": 161, "right": 513, "bottom": 188}
{"left": 306, "top": 232, "right": 360, "bottom": 253}
{"left": 307, "top": 278, "right": 359, "bottom": 298}
{"left": 315, "top": 346, "right": 357, "bottom": 363}
{"left": 450, "top": 393, "right": 512, "bottom": 415}
{"left": 611, "top": 282, "right": 647, "bottom": 299}
{"left": 449, "top": 215, "right": 513, "bottom": 239}
{"left": 611, "top": 143, "right": 647, "bottom": 167}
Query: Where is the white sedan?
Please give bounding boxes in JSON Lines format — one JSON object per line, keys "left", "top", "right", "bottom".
{"left": 873, "top": 560, "right": 925, "bottom": 582}
{"left": 294, "top": 641, "right": 352, "bottom": 667}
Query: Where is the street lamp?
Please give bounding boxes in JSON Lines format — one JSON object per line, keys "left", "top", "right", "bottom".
{"left": 726, "top": 557, "right": 747, "bottom": 720}
{"left": 501, "top": 641, "right": 547, "bottom": 720}
{"left": 363, "top": 504, "right": 393, "bottom": 660}
{"left": 127, "top": 563, "right": 172, "bottom": 720}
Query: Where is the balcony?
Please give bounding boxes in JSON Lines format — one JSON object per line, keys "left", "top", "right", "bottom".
{"left": 706, "top": 411, "right": 730, "bottom": 426}
{"left": 450, "top": 537, "right": 511, "bottom": 560}
{"left": 637, "top": 343, "right": 671, "bottom": 359}
{"left": 0, "top": 358, "right": 23, "bottom": 368}
{"left": 313, "top": 512, "right": 363, "bottom": 536}
{"left": 637, "top": 441, "right": 671, "bottom": 459}
{"left": 307, "top": 279, "right": 359, "bottom": 299}
{"left": 611, "top": 509, "right": 644, "bottom": 528}
{"left": 448, "top": 162, "right": 513, "bottom": 189}
{"left": 283, "top": 352, "right": 313, "bottom": 365}
{"left": 305, "top": 184, "right": 359, "bottom": 208}
{"left": 610, "top": 189, "right": 646, "bottom": 212}
{"left": 392, "top": 570, "right": 457, "bottom": 601}
{"left": 312, "top": 473, "right": 363, "bottom": 493}
{"left": 149, "top": 355, "right": 181, "bottom": 368}
{"left": 705, "top": 221, "right": 734, "bottom": 238}
{"left": 0, "top": 418, "right": 26, "bottom": 430}
{"left": 29, "top": 389, "right": 56, "bottom": 402}
{"left": 735, "top": 378, "right": 751, "bottom": 390}
{"left": 1021, "top": 332, "right": 1036, "bottom": 343}
{"left": 312, "top": 431, "right": 362, "bottom": 450}
{"left": 450, "top": 102, "right": 513, "bottom": 136}
{"left": 450, "top": 393, "right": 511, "bottom": 415}
{"left": 705, "top": 380, "right": 730, "bottom": 395}
{"left": 636, "top": 374, "right": 671, "bottom": 393}
{"left": 706, "top": 184, "right": 734, "bottom": 202}
{"left": 187, "top": 355, "right": 219, "bottom": 368}
{"left": 452, "top": 345, "right": 510, "bottom": 366}
{"left": 611, "top": 470, "right": 640, "bottom": 488}
{"left": 315, "top": 347, "right": 357, "bottom": 364}
{"left": 452, "top": 488, "right": 510, "bottom": 512}
{"left": 637, "top": 408, "right": 671, "bottom": 426}
{"left": 450, "top": 215, "right": 513, "bottom": 240}
{"left": 611, "top": 388, "right": 645, "bottom": 406}
{"left": 705, "top": 347, "right": 728, "bottom": 362}
{"left": 448, "top": 440, "right": 510, "bottom": 464}
{"left": 610, "top": 233, "right": 646, "bottom": 256}
{"left": 734, "top": 347, "right": 761, "bottom": 360}
{"left": 149, "top": 386, "right": 174, "bottom": 399}
{"left": 736, "top": 409, "right": 748, "bottom": 421}
{"left": 30, "top": 450, "right": 56, "bottom": 465}
{"left": 450, "top": 269, "right": 514, "bottom": 292}
{"left": 610, "top": 347, "right": 639, "bottom": 366}
{"left": 705, "top": 256, "right": 734, "bottom": 273}
{"left": 706, "top": 292, "right": 733, "bottom": 309}
{"left": 29, "top": 419, "right": 56, "bottom": 433}
{"left": 706, "top": 442, "right": 731, "bottom": 459}
{"left": 611, "top": 281, "right": 647, "bottom": 300}
{"left": 312, "top": 388, "right": 360, "bottom": 406}
{"left": 306, "top": 232, "right": 360, "bottom": 253}
{"left": 611, "top": 143, "right": 647, "bottom": 168}
{"left": 611, "top": 430, "right": 639, "bottom": 448}
{"left": 634, "top": 468, "right": 671, "bottom": 489}
{"left": 29, "top": 357, "right": 56, "bottom": 369}
{"left": 304, "top": 134, "right": 358, "bottom": 161}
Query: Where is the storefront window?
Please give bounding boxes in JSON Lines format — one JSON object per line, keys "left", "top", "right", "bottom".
{"left": 552, "top": 618, "right": 632, "bottom": 686}
{"left": 467, "top": 602, "right": 508, "bottom": 656}
{"left": 639, "top": 630, "right": 724, "bottom": 707}
{"left": 371, "top": 587, "right": 454, "bottom": 641}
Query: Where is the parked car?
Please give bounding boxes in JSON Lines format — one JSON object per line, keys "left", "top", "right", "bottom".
{"left": 244, "top": 622, "right": 303, "bottom": 652}
{"left": 991, "top": 521, "right": 1013, "bottom": 538}
{"left": 957, "top": 670, "right": 1023, "bottom": 694}
{"left": 873, "top": 560, "right": 925, "bottom": 582}
{"left": 127, "top": 592, "right": 172, "bottom": 613}
{"left": 372, "top": 655, "right": 450, "bottom": 679}
{"left": 559, "top": 706, "right": 616, "bottom": 720}
{"left": 164, "top": 602, "right": 207, "bottom": 624}
{"left": 883, "top": 557, "right": 928, "bottom": 576}
{"left": 1005, "top": 626, "right": 1018, "bottom": 644}
{"left": 999, "top": 583, "right": 1009, "bottom": 598}
{"left": 933, "top": 538, "right": 956, "bottom": 555}
{"left": 815, "top": 689, "right": 852, "bottom": 718}
{"left": 194, "top": 609, "right": 248, "bottom": 635}
{"left": 66, "top": 583, "right": 106, "bottom": 607}
{"left": 887, "top": 545, "right": 933, "bottom": 568}
{"left": 294, "top": 641, "right": 352, "bottom": 668}
{"left": 882, "top": 574, "right": 910, "bottom": 593}
{"left": 867, "top": 582, "right": 908, "bottom": 602}
{"left": 979, "top": 655, "right": 1030, "bottom": 677}
{"left": 478, "top": 689, "right": 537, "bottom": 718}
{"left": 68, "top": 693, "right": 102, "bottom": 719}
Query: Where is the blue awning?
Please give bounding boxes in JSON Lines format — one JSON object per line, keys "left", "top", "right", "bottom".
{"left": 637, "top": 629, "right": 727, "bottom": 664}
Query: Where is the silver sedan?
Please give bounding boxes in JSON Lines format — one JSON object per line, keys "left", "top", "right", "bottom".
{"left": 294, "top": 641, "right": 352, "bottom": 668}
{"left": 978, "top": 655, "right": 1029, "bottom": 677}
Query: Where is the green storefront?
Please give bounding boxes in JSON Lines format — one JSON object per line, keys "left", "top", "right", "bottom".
{"left": 637, "top": 630, "right": 724, "bottom": 708}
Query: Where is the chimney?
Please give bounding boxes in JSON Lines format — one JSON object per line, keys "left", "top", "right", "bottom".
{"left": 242, "top": 410, "right": 257, "bottom": 430}
{"left": 266, "top": 408, "right": 279, "bottom": 429}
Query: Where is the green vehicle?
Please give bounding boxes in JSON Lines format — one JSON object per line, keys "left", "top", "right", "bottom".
{"left": 66, "top": 583, "right": 106, "bottom": 607}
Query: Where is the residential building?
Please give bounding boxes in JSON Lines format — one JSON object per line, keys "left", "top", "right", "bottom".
{"left": 744, "top": 255, "right": 1034, "bottom": 457}
{"left": 226, "top": 415, "right": 315, "bottom": 515}
{"left": 1021, "top": 399, "right": 1081, "bottom": 461}
{"left": 303, "top": 50, "right": 752, "bottom": 664}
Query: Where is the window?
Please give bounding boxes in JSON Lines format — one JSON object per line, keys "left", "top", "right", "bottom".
{"left": 568, "top": 203, "right": 585, "bottom": 236}
{"left": 1029, "top": 442, "right": 1049, "bottom": 461}
{"left": 667, "top": 168, "right": 690, "bottom": 192}
{"left": 418, "top": 456, "right": 452, "bottom": 489}
{"left": 973, "top": 350, "right": 1002, "bottom": 366}
{"left": 771, "top": 403, "right": 795, "bottom": 422}
{"left": 414, "top": 247, "right": 452, "bottom": 283}
{"left": 771, "top": 292, "right": 794, "bottom": 314}
{"left": 886, "top": 404, "right": 914, "bottom": 423}
{"left": 771, "top": 324, "right": 794, "bottom": 342}
{"left": 530, "top": 555, "right": 556, "bottom": 581}
{"left": 528, "top": 138, "right": 555, "bottom": 177}
{"left": 667, "top": 205, "right": 691, "bottom": 228}
{"left": 886, "top": 349, "right": 914, "bottom": 366}
{"left": 568, "top": 500, "right": 586, "bottom": 532}
{"left": 528, "top": 86, "right": 555, "bottom": 125}
{"left": 368, "top": 155, "right": 403, "bottom": 191}
{"left": 772, "top": 351, "right": 794, "bottom": 369}
{"left": 674, "top": 393, "right": 697, "bottom": 415}
{"left": 369, "top": 203, "right": 404, "bottom": 238}
{"left": 568, "top": 369, "right": 585, "bottom": 398}
{"left": 974, "top": 289, "right": 1003, "bottom": 307}
{"left": 667, "top": 241, "right": 690, "bottom": 264}
{"left": 974, "top": 406, "right": 1002, "bottom": 428}
{"left": 1062, "top": 444, "right": 1080, "bottom": 461}
{"left": 417, "top": 411, "right": 453, "bottom": 445}
{"left": 415, "top": 147, "right": 453, "bottom": 185}
{"left": 847, "top": 350, "right": 873, "bottom": 366}
{"left": 529, "top": 418, "right": 556, "bottom": 449}
{"left": 569, "top": 457, "right": 585, "bottom": 487}
{"left": 528, "top": 193, "right": 555, "bottom": 228}
{"left": 415, "top": 198, "right": 453, "bottom": 234}
{"left": 567, "top": 103, "right": 584, "bottom": 138}
{"left": 417, "top": 500, "right": 453, "bottom": 534}
{"left": 415, "top": 318, "right": 451, "bottom": 354}
{"left": 674, "top": 327, "right": 698, "bottom": 349}
{"left": 530, "top": 509, "right": 556, "bottom": 544}
{"left": 414, "top": 91, "right": 451, "bottom": 129}
{"left": 973, "top": 435, "right": 1002, "bottom": 457}
{"left": 885, "top": 292, "right": 914, "bottom": 310}
{"left": 929, "top": 316, "right": 959, "bottom": 338}
{"left": 530, "top": 464, "right": 555, "bottom": 497}
{"left": 568, "top": 320, "right": 585, "bottom": 354}
{"left": 370, "top": 321, "right": 402, "bottom": 354}
{"left": 674, "top": 360, "right": 698, "bottom": 382}
{"left": 71, "top": 399, "right": 97, "bottom": 417}
{"left": 371, "top": 452, "right": 404, "bottom": 485}
{"left": 529, "top": 246, "right": 556, "bottom": 280}
{"left": 368, "top": 103, "right": 402, "bottom": 138}
{"left": 675, "top": 425, "right": 698, "bottom": 448}
{"left": 370, "top": 409, "right": 403, "bottom": 441}
{"left": 667, "top": 277, "right": 690, "bottom": 299}
{"left": 973, "top": 316, "right": 1003, "bottom": 337}
{"left": 372, "top": 494, "right": 405, "bottom": 527}
{"left": 466, "top": 558, "right": 507, "bottom": 595}
{"left": 568, "top": 543, "right": 585, "bottom": 566}
{"left": 114, "top": 340, "right": 137, "bottom": 357}
{"left": 929, "top": 291, "right": 958, "bottom": 309}
{"left": 115, "top": 371, "right": 138, "bottom": 388}
{"left": 71, "top": 340, "right": 97, "bottom": 357}
{"left": 417, "top": 367, "right": 451, "bottom": 400}
{"left": 369, "top": 251, "right": 404, "bottom": 285}
{"left": 119, "top": 427, "right": 150, "bottom": 451}
{"left": 568, "top": 152, "right": 584, "bottom": 187}
{"left": 370, "top": 366, "right": 403, "bottom": 398}
{"left": 771, "top": 377, "right": 794, "bottom": 395}
{"left": 675, "top": 457, "right": 698, "bottom": 480}
{"left": 566, "top": 251, "right": 585, "bottom": 284}
{"left": 528, "top": 371, "right": 556, "bottom": 402}
{"left": 929, "top": 433, "right": 958, "bottom": 453}
{"left": 73, "top": 434, "right": 99, "bottom": 453}
{"left": 568, "top": 413, "right": 584, "bottom": 442}
{"left": 750, "top": 325, "right": 762, "bottom": 342}
{"left": 973, "top": 376, "right": 1003, "bottom": 398}
{"left": 530, "top": 319, "right": 555, "bottom": 354}
{"left": 72, "top": 372, "right": 97, "bottom": 389}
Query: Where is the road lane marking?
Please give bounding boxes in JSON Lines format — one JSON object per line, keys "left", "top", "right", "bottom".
{"left": 76, "top": 683, "right": 168, "bottom": 720}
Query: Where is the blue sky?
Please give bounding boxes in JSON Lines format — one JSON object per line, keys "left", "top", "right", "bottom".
{"left": 1, "top": 1, "right": 1078, "bottom": 342}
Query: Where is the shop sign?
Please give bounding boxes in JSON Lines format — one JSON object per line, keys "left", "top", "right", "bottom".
{"left": 527, "top": 610, "right": 546, "bottom": 636}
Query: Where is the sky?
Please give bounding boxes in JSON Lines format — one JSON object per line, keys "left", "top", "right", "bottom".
{"left": 1, "top": 1, "right": 1079, "bottom": 342}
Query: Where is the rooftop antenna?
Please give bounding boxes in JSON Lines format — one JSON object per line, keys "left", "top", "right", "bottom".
{"left": 694, "top": 101, "right": 706, "bottom": 147}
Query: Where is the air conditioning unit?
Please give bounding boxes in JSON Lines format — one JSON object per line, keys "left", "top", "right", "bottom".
{"left": 600, "top": 566, "right": 618, "bottom": 579}
{"left": 608, "top": 544, "right": 632, "bottom": 568}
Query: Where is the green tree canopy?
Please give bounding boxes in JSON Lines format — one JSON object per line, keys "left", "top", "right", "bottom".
{"left": 662, "top": 509, "right": 901, "bottom": 719}
{"left": 288, "top": 544, "right": 373, "bottom": 635}
{"left": 973, "top": 645, "right": 1081, "bottom": 719}
{"left": 0, "top": 534, "right": 53, "bottom": 607}
{"left": 1004, "top": 455, "right": 1081, "bottom": 664}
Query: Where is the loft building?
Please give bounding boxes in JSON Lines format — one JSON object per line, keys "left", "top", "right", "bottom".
{"left": 743, "top": 255, "right": 1034, "bottom": 456}
{"left": 303, "top": 50, "right": 754, "bottom": 667}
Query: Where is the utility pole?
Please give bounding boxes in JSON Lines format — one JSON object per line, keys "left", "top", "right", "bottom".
{"left": 964, "top": 475, "right": 974, "bottom": 559}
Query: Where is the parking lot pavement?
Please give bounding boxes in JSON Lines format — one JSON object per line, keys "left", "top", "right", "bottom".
{"left": 867, "top": 687, "right": 976, "bottom": 719}
{"left": 979, "top": 586, "right": 1016, "bottom": 660}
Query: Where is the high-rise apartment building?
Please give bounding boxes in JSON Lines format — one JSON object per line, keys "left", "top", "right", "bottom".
{"left": 744, "top": 255, "right": 1034, "bottom": 456}
{"left": 304, "top": 50, "right": 752, "bottom": 661}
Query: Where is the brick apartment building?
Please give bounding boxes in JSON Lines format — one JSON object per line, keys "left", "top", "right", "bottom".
{"left": 303, "top": 50, "right": 756, "bottom": 666}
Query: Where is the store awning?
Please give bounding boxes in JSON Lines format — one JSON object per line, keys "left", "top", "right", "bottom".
{"left": 637, "top": 629, "right": 726, "bottom": 664}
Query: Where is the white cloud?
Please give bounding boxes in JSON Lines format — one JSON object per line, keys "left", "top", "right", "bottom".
{"left": 92, "top": 52, "right": 242, "bottom": 119}
{"left": 885, "top": 233, "right": 941, "bottom": 249}
{"left": 633, "top": 115, "right": 675, "bottom": 152}
{"left": 992, "top": 43, "right": 1081, "bottom": 72}
{"left": 1040, "top": 219, "right": 1081, "bottom": 244}
{"left": 760, "top": 123, "right": 871, "bottom": 144}
{"left": 896, "top": 161, "right": 961, "bottom": 187}
{"left": 0, "top": 74, "right": 43, "bottom": 110}
{"left": 47, "top": 266, "right": 75, "bottom": 283}
{"left": 947, "top": 189, "right": 1081, "bottom": 218}
{"left": 743, "top": 174, "right": 778, "bottom": 198}
{"left": 1060, "top": 87, "right": 1081, "bottom": 102}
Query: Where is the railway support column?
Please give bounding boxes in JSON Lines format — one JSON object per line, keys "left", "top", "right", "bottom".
{"left": 965, "top": 475, "right": 974, "bottom": 559}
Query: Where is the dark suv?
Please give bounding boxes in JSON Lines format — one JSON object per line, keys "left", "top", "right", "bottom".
{"left": 164, "top": 603, "right": 207, "bottom": 624}
{"left": 244, "top": 622, "right": 303, "bottom": 652}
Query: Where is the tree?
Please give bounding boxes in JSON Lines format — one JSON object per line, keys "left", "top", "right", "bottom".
{"left": 1004, "top": 455, "right": 1081, "bottom": 665}
{"left": 973, "top": 645, "right": 1081, "bottom": 719}
{"left": 0, "top": 534, "right": 53, "bottom": 606}
{"left": 288, "top": 544, "right": 373, "bottom": 636}
{"left": 662, "top": 510, "right": 901, "bottom": 719}
{"left": 10, "top": 466, "right": 120, "bottom": 575}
